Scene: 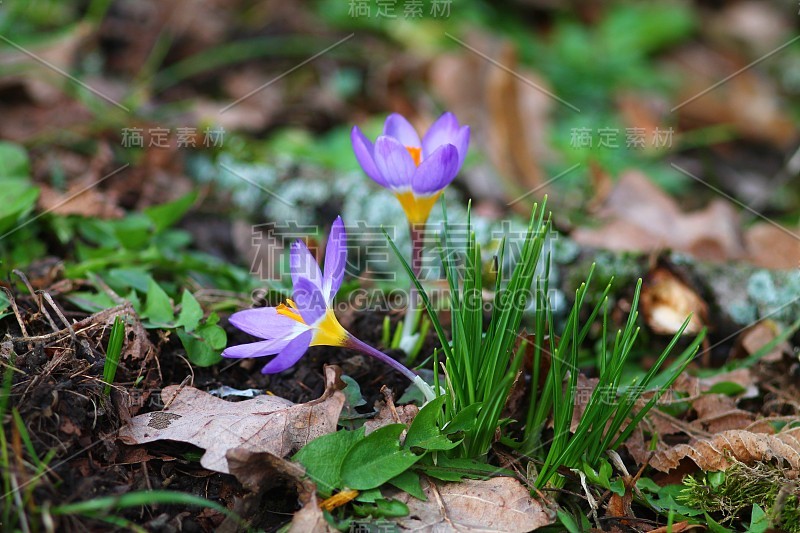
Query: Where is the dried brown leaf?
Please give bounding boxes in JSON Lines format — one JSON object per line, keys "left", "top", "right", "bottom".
{"left": 118, "top": 366, "right": 345, "bottom": 473}
{"left": 387, "top": 476, "right": 556, "bottom": 532}
{"left": 650, "top": 427, "right": 800, "bottom": 473}
{"left": 572, "top": 171, "right": 744, "bottom": 262}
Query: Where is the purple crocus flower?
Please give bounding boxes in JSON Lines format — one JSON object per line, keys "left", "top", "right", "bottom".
{"left": 351, "top": 112, "right": 470, "bottom": 224}
{"left": 223, "top": 217, "right": 436, "bottom": 401}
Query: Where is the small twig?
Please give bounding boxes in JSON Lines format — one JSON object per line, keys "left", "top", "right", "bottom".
{"left": 13, "top": 304, "right": 133, "bottom": 343}
{"left": 2, "top": 287, "right": 29, "bottom": 338}
{"left": 41, "top": 292, "right": 75, "bottom": 339}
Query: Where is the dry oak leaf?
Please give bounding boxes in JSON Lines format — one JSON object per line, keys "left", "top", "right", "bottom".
{"left": 387, "top": 476, "right": 556, "bottom": 532}
{"left": 650, "top": 427, "right": 800, "bottom": 473}
{"left": 118, "top": 366, "right": 345, "bottom": 474}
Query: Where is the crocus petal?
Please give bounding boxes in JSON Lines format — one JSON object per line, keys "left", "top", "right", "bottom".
{"left": 322, "top": 216, "right": 347, "bottom": 304}
{"left": 293, "top": 277, "right": 328, "bottom": 325}
{"left": 260, "top": 330, "right": 312, "bottom": 373}
{"left": 222, "top": 337, "right": 292, "bottom": 359}
{"left": 374, "top": 136, "right": 416, "bottom": 189}
{"left": 228, "top": 307, "right": 307, "bottom": 340}
{"left": 290, "top": 239, "right": 324, "bottom": 292}
{"left": 453, "top": 125, "right": 470, "bottom": 170}
{"left": 411, "top": 144, "right": 459, "bottom": 195}
{"left": 422, "top": 112, "right": 460, "bottom": 159}
{"left": 383, "top": 113, "right": 421, "bottom": 148}
{"left": 351, "top": 126, "right": 388, "bottom": 187}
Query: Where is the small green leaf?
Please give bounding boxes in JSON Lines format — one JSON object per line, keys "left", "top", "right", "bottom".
{"left": 341, "top": 424, "right": 423, "bottom": 490}
{"left": 144, "top": 191, "right": 197, "bottom": 233}
{"left": 405, "top": 395, "right": 459, "bottom": 452}
{"left": 178, "top": 318, "right": 227, "bottom": 367}
{"left": 707, "top": 470, "right": 725, "bottom": 489}
{"left": 66, "top": 291, "right": 117, "bottom": 314}
{"left": 387, "top": 470, "right": 426, "bottom": 501}
{"left": 442, "top": 403, "right": 481, "bottom": 435}
{"left": 0, "top": 142, "right": 30, "bottom": 178}
{"left": 293, "top": 428, "right": 365, "bottom": 498}
{"left": 557, "top": 509, "right": 582, "bottom": 533}
{"left": 142, "top": 278, "right": 174, "bottom": 326}
{"left": 176, "top": 290, "right": 203, "bottom": 332}
{"left": 354, "top": 488, "right": 382, "bottom": 503}
{"left": 748, "top": 504, "right": 769, "bottom": 533}
{"left": 352, "top": 498, "right": 409, "bottom": 518}
{"left": 609, "top": 478, "right": 625, "bottom": 497}
{"left": 341, "top": 375, "right": 367, "bottom": 409}
{"left": 707, "top": 382, "right": 746, "bottom": 397}
{"left": 0, "top": 179, "right": 39, "bottom": 235}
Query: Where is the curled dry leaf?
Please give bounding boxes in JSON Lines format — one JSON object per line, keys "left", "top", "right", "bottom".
{"left": 640, "top": 264, "right": 707, "bottom": 335}
{"left": 118, "top": 366, "right": 345, "bottom": 474}
{"left": 387, "top": 476, "right": 556, "bottom": 532}
{"left": 650, "top": 427, "right": 800, "bottom": 473}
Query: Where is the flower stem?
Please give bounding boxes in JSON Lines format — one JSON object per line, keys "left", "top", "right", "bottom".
{"left": 399, "top": 223, "right": 424, "bottom": 353}
{"left": 345, "top": 335, "right": 436, "bottom": 402}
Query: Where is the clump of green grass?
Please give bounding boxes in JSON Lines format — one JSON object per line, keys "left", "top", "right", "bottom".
{"left": 388, "top": 197, "right": 703, "bottom": 489}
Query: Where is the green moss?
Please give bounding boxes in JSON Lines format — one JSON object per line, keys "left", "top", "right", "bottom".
{"left": 678, "top": 461, "right": 800, "bottom": 532}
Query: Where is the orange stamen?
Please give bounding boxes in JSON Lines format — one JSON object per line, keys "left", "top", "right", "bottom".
{"left": 276, "top": 299, "right": 304, "bottom": 323}
{"left": 406, "top": 146, "right": 422, "bottom": 166}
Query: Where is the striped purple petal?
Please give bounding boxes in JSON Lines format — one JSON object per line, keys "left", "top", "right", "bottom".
{"left": 290, "top": 239, "right": 324, "bottom": 292}
{"left": 351, "top": 126, "right": 388, "bottom": 187}
{"left": 293, "top": 277, "right": 327, "bottom": 325}
{"left": 322, "top": 216, "right": 347, "bottom": 304}
{"left": 260, "top": 330, "right": 312, "bottom": 373}
{"left": 228, "top": 307, "right": 304, "bottom": 340}
{"left": 411, "top": 144, "right": 459, "bottom": 195}
{"left": 374, "top": 136, "right": 416, "bottom": 189}
{"left": 383, "top": 113, "right": 421, "bottom": 148}
{"left": 223, "top": 336, "right": 292, "bottom": 359}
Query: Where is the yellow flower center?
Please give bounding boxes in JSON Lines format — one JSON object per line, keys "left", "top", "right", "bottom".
{"left": 310, "top": 308, "right": 348, "bottom": 347}
{"left": 276, "top": 298, "right": 347, "bottom": 347}
{"left": 395, "top": 190, "right": 442, "bottom": 225}
{"left": 406, "top": 146, "right": 422, "bottom": 166}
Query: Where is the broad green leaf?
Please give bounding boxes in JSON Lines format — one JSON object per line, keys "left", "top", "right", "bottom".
{"left": 0, "top": 142, "right": 30, "bottom": 178}
{"left": 707, "top": 382, "right": 746, "bottom": 397}
{"left": 113, "top": 214, "right": 152, "bottom": 250}
{"left": 142, "top": 278, "right": 174, "bottom": 326}
{"left": 66, "top": 291, "right": 117, "bottom": 314}
{"left": 405, "top": 395, "right": 460, "bottom": 452}
{"left": 341, "top": 424, "right": 423, "bottom": 490}
{"left": 144, "top": 191, "right": 197, "bottom": 233}
{"left": 105, "top": 268, "right": 152, "bottom": 293}
{"left": 293, "top": 428, "right": 365, "bottom": 497}
{"left": 176, "top": 290, "right": 203, "bottom": 332}
{"left": 387, "top": 470, "right": 426, "bottom": 501}
{"left": 0, "top": 179, "right": 39, "bottom": 235}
